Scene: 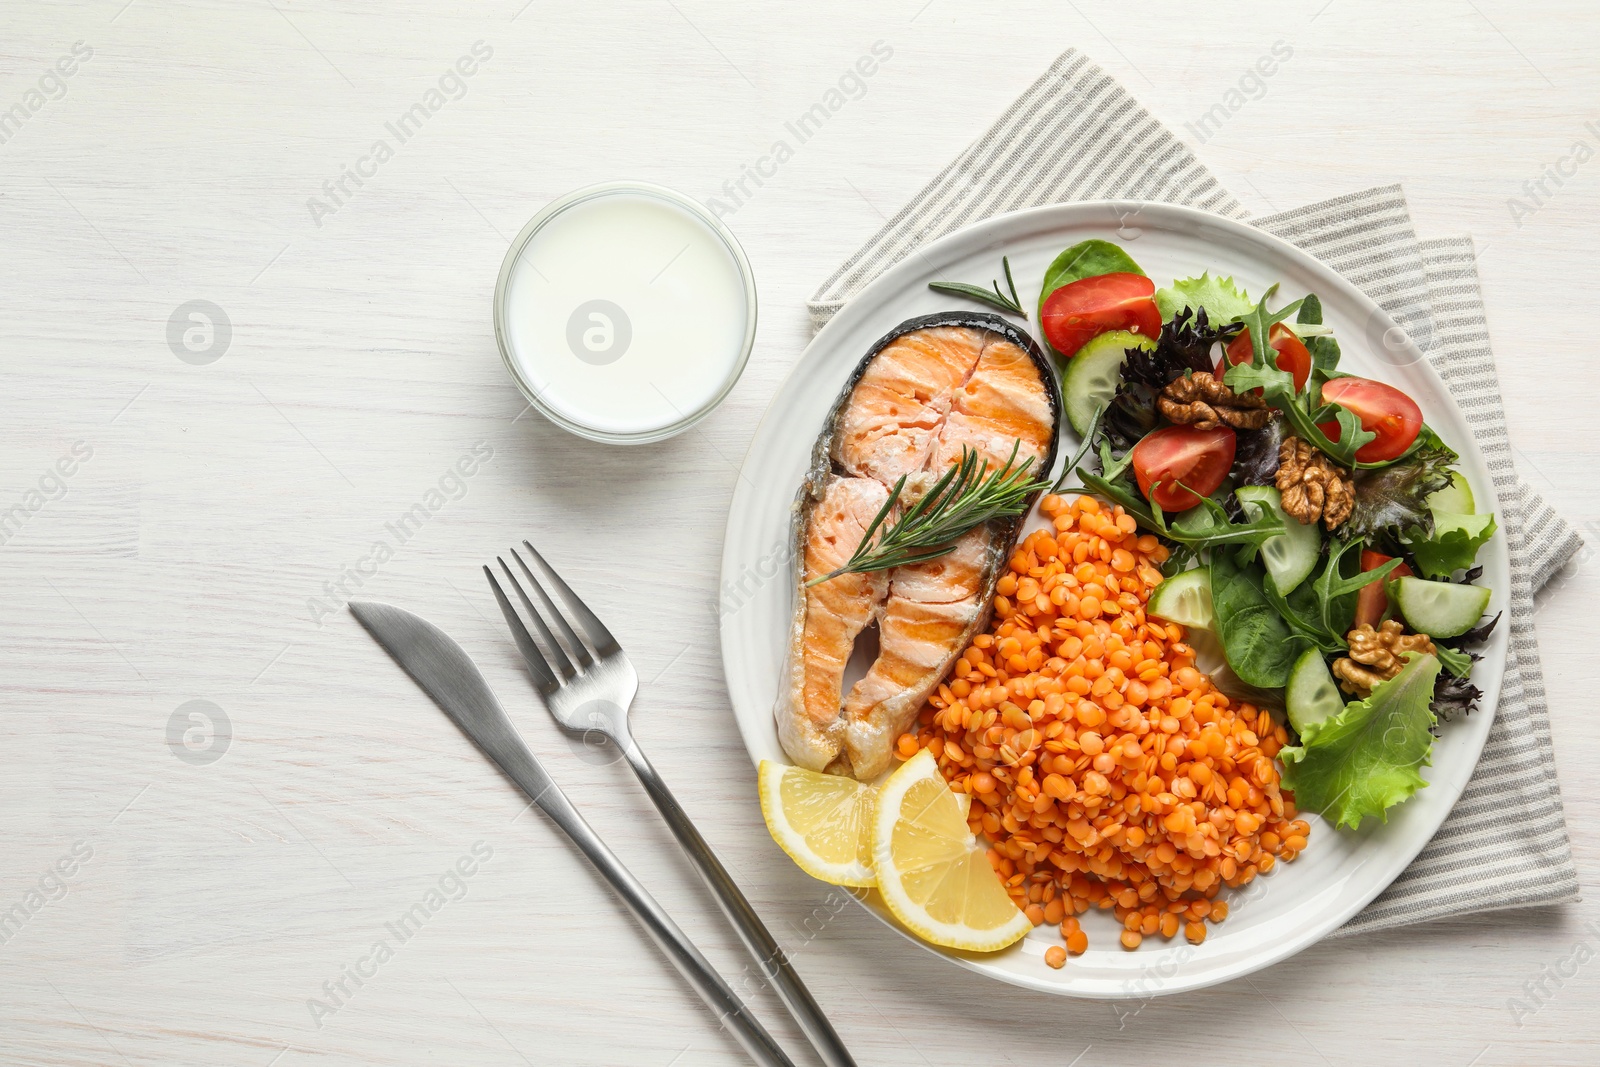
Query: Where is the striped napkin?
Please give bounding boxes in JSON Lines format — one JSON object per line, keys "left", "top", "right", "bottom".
{"left": 807, "top": 49, "right": 1580, "bottom": 933}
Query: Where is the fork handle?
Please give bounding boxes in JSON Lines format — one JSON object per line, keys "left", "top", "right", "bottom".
{"left": 510, "top": 760, "right": 796, "bottom": 1067}
{"left": 623, "top": 741, "right": 859, "bottom": 1067}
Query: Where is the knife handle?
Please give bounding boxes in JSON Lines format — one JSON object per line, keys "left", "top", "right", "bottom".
{"left": 622, "top": 740, "right": 858, "bottom": 1067}
{"left": 491, "top": 738, "right": 796, "bottom": 1067}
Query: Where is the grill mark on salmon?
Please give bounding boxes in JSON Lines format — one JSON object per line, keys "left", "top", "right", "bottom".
{"left": 779, "top": 312, "right": 1061, "bottom": 779}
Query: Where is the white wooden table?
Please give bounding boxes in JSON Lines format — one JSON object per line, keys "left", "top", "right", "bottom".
{"left": 2, "top": 2, "right": 1596, "bottom": 1064}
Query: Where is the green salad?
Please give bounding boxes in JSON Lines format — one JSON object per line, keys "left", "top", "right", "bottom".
{"left": 934, "top": 240, "right": 1500, "bottom": 830}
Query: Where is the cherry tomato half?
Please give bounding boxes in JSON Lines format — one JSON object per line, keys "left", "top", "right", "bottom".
{"left": 1131, "top": 425, "right": 1237, "bottom": 512}
{"left": 1218, "top": 323, "right": 1312, "bottom": 394}
{"left": 1041, "top": 273, "right": 1162, "bottom": 359}
{"left": 1317, "top": 377, "right": 1423, "bottom": 463}
{"left": 1354, "top": 550, "right": 1413, "bottom": 629}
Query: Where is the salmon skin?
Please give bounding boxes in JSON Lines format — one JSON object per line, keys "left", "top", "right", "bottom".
{"left": 777, "top": 312, "right": 1062, "bottom": 780}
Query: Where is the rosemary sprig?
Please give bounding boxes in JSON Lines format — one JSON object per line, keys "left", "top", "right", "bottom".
{"left": 928, "top": 256, "right": 1025, "bottom": 316}
{"left": 807, "top": 442, "right": 1049, "bottom": 586}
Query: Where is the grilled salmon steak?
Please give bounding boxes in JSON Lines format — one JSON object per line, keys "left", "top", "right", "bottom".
{"left": 778, "top": 313, "right": 1061, "bottom": 779}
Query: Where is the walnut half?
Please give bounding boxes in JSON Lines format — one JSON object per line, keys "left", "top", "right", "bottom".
{"left": 1158, "top": 372, "right": 1271, "bottom": 430}
{"left": 1275, "top": 436, "right": 1355, "bottom": 530}
{"left": 1332, "top": 620, "right": 1436, "bottom": 696}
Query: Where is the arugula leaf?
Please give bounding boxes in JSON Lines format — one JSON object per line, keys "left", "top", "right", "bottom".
{"left": 1296, "top": 294, "right": 1324, "bottom": 326}
{"left": 1434, "top": 643, "right": 1473, "bottom": 678}
{"left": 1258, "top": 536, "right": 1397, "bottom": 652}
{"left": 1343, "top": 447, "right": 1457, "bottom": 541}
{"left": 1068, "top": 442, "right": 1286, "bottom": 553}
{"left": 1306, "top": 335, "right": 1342, "bottom": 385}
{"left": 1209, "top": 552, "right": 1307, "bottom": 688}
{"left": 1220, "top": 287, "right": 1376, "bottom": 467}
{"left": 1407, "top": 512, "right": 1497, "bottom": 578}
{"left": 1297, "top": 294, "right": 1342, "bottom": 385}
{"left": 1351, "top": 422, "right": 1455, "bottom": 471}
{"left": 1279, "top": 652, "right": 1442, "bottom": 830}
{"left": 1262, "top": 577, "right": 1346, "bottom": 654}
{"left": 1317, "top": 535, "right": 1400, "bottom": 637}
{"left": 1037, "top": 240, "right": 1145, "bottom": 349}
{"left": 1155, "top": 272, "right": 1255, "bottom": 324}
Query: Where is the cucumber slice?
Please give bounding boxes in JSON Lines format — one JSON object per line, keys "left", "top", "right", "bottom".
{"left": 1427, "top": 471, "right": 1475, "bottom": 516}
{"left": 1061, "top": 329, "right": 1154, "bottom": 436}
{"left": 1147, "top": 567, "right": 1214, "bottom": 631}
{"left": 1234, "top": 485, "right": 1321, "bottom": 595}
{"left": 1391, "top": 575, "right": 1491, "bottom": 639}
{"left": 1286, "top": 648, "right": 1344, "bottom": 735}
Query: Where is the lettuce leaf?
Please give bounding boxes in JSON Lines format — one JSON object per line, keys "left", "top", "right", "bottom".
{"left": 1431, "top": 611, "right": 1498, "bottom": 722}
{"left": 1155, "top": 272, "right": 1254, "bottom": 324}
{"left": 1102, "top": 307, "right": 1232, "bottom": 450}
{"left": 1343, "top": 447, "right": 1457, "bottom": 541}
{"left": 1279, "top": 652, "right": 1441, "bottom": 830}
{"left": 1407, "top": 512, "right": 1497, "bottom": 578}
{"left": 1431, "top": 671, "right": 1481, "bottom": 724}
{"left": 1232, "top": 415, "right": 1287, "bottom": 488}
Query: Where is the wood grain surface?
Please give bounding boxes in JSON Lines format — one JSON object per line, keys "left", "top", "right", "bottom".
{"left": 0, "top": 2, "right": 1595, "bottom": 1064}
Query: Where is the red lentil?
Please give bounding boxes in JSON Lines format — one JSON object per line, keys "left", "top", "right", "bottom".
{"left": 898, "top": 494, "right": 1309, "bottom": 958}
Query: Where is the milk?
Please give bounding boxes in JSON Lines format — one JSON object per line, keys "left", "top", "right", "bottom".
{"left": 497, "top": 185, "right": 755, "bottom": 442}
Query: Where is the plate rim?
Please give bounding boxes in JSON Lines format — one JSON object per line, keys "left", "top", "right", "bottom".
{"left": 718, "top": 198, "right": 1509, "bottom": 998}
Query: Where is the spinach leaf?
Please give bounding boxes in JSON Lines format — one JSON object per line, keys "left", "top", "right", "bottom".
{"left": 1262, "top": 577, "right": 1345, "bottom": 654}
{"left": 1306, "top": 334, "right": 1342, "bottom": 387}
{"left": 1209, "top": 552, "right": 1306, "bottom": 688}
{"left": 1036, "top": 240, "right": 1145, "bottom": 351}
{"left": 1257, "top": 536, "right": 1398, "bottom": 652}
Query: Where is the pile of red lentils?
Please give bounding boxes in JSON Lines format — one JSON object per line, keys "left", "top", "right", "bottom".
{"left": 894, "top": 494, "right": 1309, "bottom": 968}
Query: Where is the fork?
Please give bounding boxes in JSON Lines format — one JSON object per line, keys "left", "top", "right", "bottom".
{"left": 485, "top": 541, "right": 858, "bottom": 1067}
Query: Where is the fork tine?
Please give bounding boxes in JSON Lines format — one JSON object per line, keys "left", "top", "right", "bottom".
{"left": 520, "top": 540, "right": 620, "bottom": 655}
{"left": 509, "top": 546, "right": 595, "bottom": 668}
{"left": 483, "top": 565, "right": 559, "bottom": 690}
{"left": 498, "top": 556, "right": 580, "bottom": 677}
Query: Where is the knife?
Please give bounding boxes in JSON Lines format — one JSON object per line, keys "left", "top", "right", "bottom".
{"left": 350, "top": 600, "right": 796, "bottom": 1067}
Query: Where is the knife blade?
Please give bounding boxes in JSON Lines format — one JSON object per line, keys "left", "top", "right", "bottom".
{"left": 350, "top": 599, "right": 559, "bottom": 805}
{"left": 349, "top": 600, "right": 795, "bottom": 1067}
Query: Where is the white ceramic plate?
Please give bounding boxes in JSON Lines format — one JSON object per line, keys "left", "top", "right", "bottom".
{"left": 718, "top": 202, "right": 1509, "bottom": 998}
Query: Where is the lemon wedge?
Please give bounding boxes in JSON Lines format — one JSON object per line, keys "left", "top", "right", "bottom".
{"left": 758, "top": 760, "right": 876, "bottom": 887}
{"left": 872, "top": 749, "right": 1032, "bottom": 952}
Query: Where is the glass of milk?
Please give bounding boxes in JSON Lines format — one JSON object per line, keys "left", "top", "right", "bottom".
{"left": 494, "top": 181, "right": 757, "bottom": 444}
